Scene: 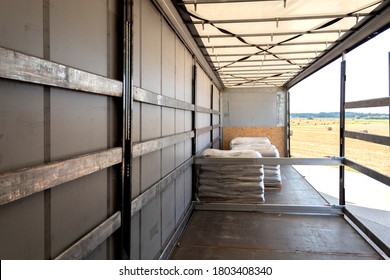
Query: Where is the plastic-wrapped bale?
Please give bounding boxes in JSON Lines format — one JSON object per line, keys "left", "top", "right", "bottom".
{"left": 197, "top": 149, "right": 265, "bottom": 203}
{"left": 231, "top": 143, "right": 282, "bottom": 188}
{"left": 230, "top": 137, "right": 271, "bottom": 149}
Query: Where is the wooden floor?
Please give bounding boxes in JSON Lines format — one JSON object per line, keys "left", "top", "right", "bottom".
{"left": 265, "top": 165, "right": 329, "bottom": 205}
{"left": 170, "top": 166, "right": 383, "bottom": 260}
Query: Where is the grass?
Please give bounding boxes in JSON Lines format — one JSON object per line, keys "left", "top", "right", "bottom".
{"left": 290, "top": 118, "right": 390, "bottom": 176}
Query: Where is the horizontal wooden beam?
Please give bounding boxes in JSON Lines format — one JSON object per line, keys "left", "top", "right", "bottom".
{"left": 195, "top": 126, "right": 213, "bottom": 136}
{"left": 0, "top": 147, "right": 122, "bottom": 205}
{"left": 195, "top": 105, "right": 220, "bottom": 115}
{"left": 133, "top": 86, "right": 194, "bottom": 111}
{"left": 345, "top": 97, "right": 390, "bottom": 109}
{"left": 0, "top": 46, "right": 122, "bottom": 97}
{"left": 131, "top": 158, "right": 193, "bottom": 216}
{"left": 344, "top": 159, "right": 390, "bottom": 187}
{"left": 133, "top": 86, "right": 220, "bottom": 114}
{"left": 132, "top": 131, "right": 195, "bottom": 158}
{"left": 55, "top": 211, "right": 121, "bottom": 260}
{"left": 345, "top": 130, "right": 390, "bottom": 146}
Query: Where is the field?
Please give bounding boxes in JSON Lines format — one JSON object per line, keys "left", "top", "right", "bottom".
{"left": 290, "top": 118, "right": 390, "bottom": 176}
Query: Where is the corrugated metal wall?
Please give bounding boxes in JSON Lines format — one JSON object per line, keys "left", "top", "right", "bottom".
{"left": 130, "top": 0, "right": 220, "bottom": 259}
{"left": 0, "top": 0, "right": 122, "bottom": 259}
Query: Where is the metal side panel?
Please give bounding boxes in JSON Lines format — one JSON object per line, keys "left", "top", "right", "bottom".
{"left": 0, "top": 0, "right": 43, "bottom": 57}
{"left": 175, "top": 38, "right": 186, "bottom": 101}
{"left": 140, "top": 195, "right": 161, "bottom": 259}
{"left": 0, "top": 193, "right": 44, "bottom": 259}
{"left": 0, "top": 81, "right": 44, "bottom": 172}
{"left": 51, "top": 170, "right": 108, "bottom": 259}
{"left": 141, "top": 0, "right": 162, "bottom": 94}
{"left": 162, "top": 20, "right": 175, "bottom": 98}
{"left": 50, "top": 0, "right": 107, "bottom": 75}
{"left": 161, "top": 181, "right": 176, "bottom": 246}
{"left": 51, "top": 89, "right": 109, "bottom": 160}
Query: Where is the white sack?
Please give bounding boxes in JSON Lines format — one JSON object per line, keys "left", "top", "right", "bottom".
{"left": 230, "top": 137, "right": 270, "bottom": 148}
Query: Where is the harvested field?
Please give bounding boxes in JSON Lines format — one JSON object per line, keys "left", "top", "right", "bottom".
{"left": 290, "top": 118, "right": 390, "bottom": 176}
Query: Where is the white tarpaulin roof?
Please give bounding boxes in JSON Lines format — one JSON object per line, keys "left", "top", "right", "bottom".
{"left": 173, "top": 0, "right": 389, "bottom": 88}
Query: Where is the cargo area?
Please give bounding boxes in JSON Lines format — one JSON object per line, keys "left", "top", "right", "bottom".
{"left": 0, "top": 0, "right": 389, "bottom": 260}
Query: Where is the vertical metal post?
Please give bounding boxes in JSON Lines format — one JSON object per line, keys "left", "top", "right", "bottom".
{"left": 121, "top": 0, "right": 132, "bottom": 259}
{"left": 210, "top": 84, "right": 214, "bottom": 148}
{"left": 339, "top": 54, "right": 346, "bottom": 206}
{"left": 192, "top": 59, "right": 198, "bottom": 201}
{"left": 286, "top": 90, "right": 291, "bottom": 158}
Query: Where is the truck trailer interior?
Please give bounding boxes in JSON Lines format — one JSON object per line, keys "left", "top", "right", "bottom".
{"left": 0, "top": 0, "right": 389, "bottom": 260}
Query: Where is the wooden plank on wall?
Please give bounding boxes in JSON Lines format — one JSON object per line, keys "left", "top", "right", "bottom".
{"left": 222, "top": 126, "right": 286, "bottom": 156}
{"left": 134, "top": 86, "right": 194, "bottom": 111}
{"left": 345, "top": 97, "right": 390, "bottom": 109}
{"left": 132, "top": 131, "right": 195, "bottom": 158}
{"left": 0, "top": 46, "right": 123, "bottom": 97}
{"left": 344, "top": 159, "right": 390, "bottom": 187}
{"left": 0, "top": 147, "right": 122, "bottom": 205}
{"left": 345, "top": 130, "right": 390, "bottom": 146}
{"left": 55, "top": 211, "right": 121, "bottom": 260}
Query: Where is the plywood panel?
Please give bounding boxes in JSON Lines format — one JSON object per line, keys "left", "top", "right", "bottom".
{"left": 222, "top": 126, "right": 286, "bottom": 156}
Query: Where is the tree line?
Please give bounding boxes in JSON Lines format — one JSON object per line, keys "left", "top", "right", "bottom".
{"left": 291, "top": 112, "right": 389, "bottom": 119}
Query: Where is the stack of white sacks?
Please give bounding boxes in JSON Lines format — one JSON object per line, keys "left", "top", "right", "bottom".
{"left": 230, "top": 137, "right": 282, "bottom": 188}
{"left": 197, "top": 149, "right": 265, "bottom": 203}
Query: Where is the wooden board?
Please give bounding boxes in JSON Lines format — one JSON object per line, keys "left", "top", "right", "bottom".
{"left": 222, "top": 126, "right": 285, "bottom": 156}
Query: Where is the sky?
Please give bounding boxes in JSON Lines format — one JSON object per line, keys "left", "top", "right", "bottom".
{"left": 289, "top": 28, "right": 390, "bottom": 114}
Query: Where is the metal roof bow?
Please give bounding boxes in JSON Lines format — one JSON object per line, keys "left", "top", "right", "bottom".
{"left": 173, "top": 0, "right": 386, "bottom": 88}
